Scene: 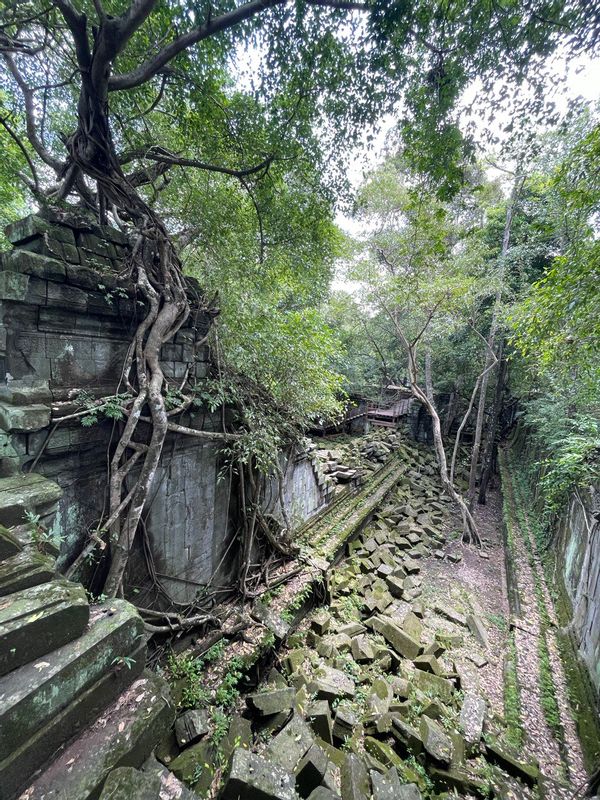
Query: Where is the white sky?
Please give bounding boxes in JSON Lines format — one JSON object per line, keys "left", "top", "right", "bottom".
{"left": 335, "top": 51, "right": 600, "bottom": 239}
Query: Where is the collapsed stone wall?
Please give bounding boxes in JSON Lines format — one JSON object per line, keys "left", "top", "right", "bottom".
{"left": 0, "top": 211, "right": 331, "bottom": 604}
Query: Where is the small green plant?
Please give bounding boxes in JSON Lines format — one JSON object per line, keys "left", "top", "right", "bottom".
{"left": 76, "top": 389, "right": 130, "bottom": 427}
{"left": 25, "top": 510, "right": 62, "bottom": 552}
{"left": 486, "top": 612, "right": 508, "bottom": 632}
{"left": 166, "top": 651, "right": 210, "bottom": 709}
{"left": 111, "top": 655, "right": 136, "bottom": 669}
{"left": 214, "top": 657, "right": 244, "bottom": 709}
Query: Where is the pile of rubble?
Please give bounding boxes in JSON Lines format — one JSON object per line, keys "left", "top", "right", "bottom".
{"left": 158, "top": 442, "right": 540, "bottom": 800}
{"left": 313, "top": 430, "right": 407, "bottom": 490}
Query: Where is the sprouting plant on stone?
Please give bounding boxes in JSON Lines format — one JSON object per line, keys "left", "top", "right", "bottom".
{"left": 111, "top": 655, "right": 136, "bottom": 670}
{"left": 97, "top": 284, "right": 129, "bottom": 308}
{"left": 165, "top": 387, "right": 186, "bottom": 412}
{"left": 25, "top": 509, "right": 61, "bottom": 552}
{"left": 210, "top": 709, "right": 230, "bottom": 749}
{"left": 214, "top": 657, "right": 245, "bottom": 709}
{"left": 189, "top": 763, "right": 205, "bottom": 789}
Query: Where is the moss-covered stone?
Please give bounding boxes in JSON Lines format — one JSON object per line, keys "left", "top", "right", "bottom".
{"left": 17, "top": 671, "right": 174, "bottom": 800}
{"left": 0, "top": 547, "right": 55, "bottom": 595}
{"left": 0, "top": 578, "right": 89, "bottom": 676}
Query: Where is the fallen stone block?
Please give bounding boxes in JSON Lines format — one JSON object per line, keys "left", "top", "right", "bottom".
{"left": 429, "top": 766, "right": 487, "bottom": 795}
{"left": 0, "top": 578, "right": 89, "bottom": 676}
{"left": 310, "top": 666, "right": 355, "bottom": 702}
{"left": 295, "top": 743, "right": 329, "bottom": 798}
{"left": 0, "top": 601, "right": 143, "bottom": 768}
{"left": 402, "top": 611, "right": 423, "bottom": 642}
{"left": 267, "top": 714, "right": 314, "bottom": 772}
{"left": 0, "top": 547, "right": 55, "bottom": 595}
{"left": 459, "top": 692, "right": 486, "bottom": 748}
{"left": 364, "top": 737, "right": 403, "bottom": 770}
{"left": 351, "top": 635, "right": 374, "bottom": 662}
{"left": 385, "top": 576, "right": 404, "bottom": 598}
{"left": 411, "top": 669, "right": 454, "bottom": 701}
{"left": 221, "top": 747, "right": 296, "bottom": 800}
{"left": 484, "top": 741, "right": 540, "bottom": 787}
{"left": 307, "top": 700, "right": 333, "bottom": 744}
{"left": 413, "top": 655, "right": 444, "bottom": 676}
{"left": 18, "top": 671, "right": 174, "bottom": 800}
{"left": 467, "top": 614, "right": 489, "bottom": 649}
{"left": 308, "top": 788, "right": 340, "bottom": 800}
{"left": 367, "top": 677, "right": 393, "bottom": 715}
{"left": 169, "top": 739, "right": 215, "bottom": 794}
{"left": 98, "top": 766, "right": 163, "bottom": 799}
{"left": 312, "top": 610, "right": 332, "bottom": 636}
{"left": 370, "top": 766, "right": 401, "bottom": 800}
{"left": 0, "top": 525, "right": 21, "bottom": 559}
{"left": 252, "top": 600, "right": 290, "bottom": 641}
{"left": 420, "top": 717, "right": 453, "bottom": 765}
{"left": 140, "top": 756, "right": 200, "bottom": 799}
{"left": 0, "top": 473, "right": 62, "bottom": 528}
{"left": 371, "top": 616, "right": 421, "bottom": 661}
{"left": 433, "top": 604, "right": 467, "bottom": 627}
{"left": 247, "top": 687, "right": 296, "bottom": 717}
{"left": 340, "top": 753, "right": 370, "bottom": 800}
{"left": 174, "top": 709, "right": 210, "bottom": 748}
{"left": 391, "top": 717, "right": 423, "bottom": 757}
{"left": 466, "top": 651, "right": 488, "bottom": 668}
{"left": 333, "top": 706, "right": 359, "bottom": 742}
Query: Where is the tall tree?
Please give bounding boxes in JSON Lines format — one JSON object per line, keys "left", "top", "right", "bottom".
{"left": 1, "top": 0, "right": 596, "bottom": 593}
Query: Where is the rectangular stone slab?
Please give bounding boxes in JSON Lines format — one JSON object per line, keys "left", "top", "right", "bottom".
{"left": 221, "top": 748, "right": 296, "bottom": 800}
{"left": 0, "top": 642, "right": 146, "bottom": 800}
{"left": 0, "top": 578, "right": 89, "bottom": 676}
{"left": 14, "top": 671, "right": 174, "bottom": 800}
{"left": 0, "top": 547, "right": 55, "bottom": 596}
{"left": 0, "top": 599, "right": 144, "bottom": 761}
{"left": 0, "top": 474, "right": 62, "bottom": 527}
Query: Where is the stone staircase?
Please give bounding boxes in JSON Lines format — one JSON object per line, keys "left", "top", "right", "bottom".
{"left": 0, "top": 473, "right": 183, "bottom": 800}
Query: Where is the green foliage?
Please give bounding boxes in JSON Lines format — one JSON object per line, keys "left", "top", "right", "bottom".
{"left": 75, "top": 391, "right": 131, "bottom": 428}
{"left": 214, "top": 657, "right": 244, "bottom": 709}
{"left": 518, "top": 397, "right": 600, "bottom": 517}
{"left": 166, "top": 651, "right": 211, "bottom": 709}
{"left": 503, "top": 632, "right": 524, "bottom": 751}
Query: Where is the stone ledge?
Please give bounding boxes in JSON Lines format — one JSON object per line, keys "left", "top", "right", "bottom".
{"left": 0, "top": 600, "right": 144, "bottom": 765}
{"left": 0, "top": 473, "right": 62, "bottom": 527}
{"left": 0, "top": 402, "right": 51, "bottom": 433}
{"left": 17, "top": 671, "right": 175, "bottom": 800}
{"left": 0, "top": 578, "right": 89, "bottom": 677}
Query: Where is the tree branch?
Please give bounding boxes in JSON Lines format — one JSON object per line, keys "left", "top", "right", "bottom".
{"left": 109, "top": 0, "right": 370, "bottom": 91}
{"left": 0, "top": 113, "right": 39, "bottom": 190}
{"left": 2, "top": 53, "right": 63, "bottom": 172}
{"left": 121, "top": 145, "right": 273, "bottom": 178}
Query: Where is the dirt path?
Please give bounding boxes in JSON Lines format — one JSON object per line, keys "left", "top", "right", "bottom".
{"left": 500, "top": 450, "right": 587, "bottom": 798}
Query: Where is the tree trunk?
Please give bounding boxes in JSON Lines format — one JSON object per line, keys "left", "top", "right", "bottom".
{"left": 413, "top": 352, "right": 479, "bottom": 544}
{"left": 478, "top": 346, "right": 507, "bottom": 504}
{"left": 59, "top": 44, "right": 190, "bottom": 595}
{"left": 467, "top": 172, "right": 523, "bottom": 509}
{"left": 442, "top": 381, "right": 460, "bottom": 438}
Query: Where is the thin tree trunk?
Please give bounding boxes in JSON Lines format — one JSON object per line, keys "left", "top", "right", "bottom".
{"left": 408, "top": 349, "right": 479, "bottom": 544}
{"left": 478, "top": 346, "right": 508, "bottom": 504}
{"left": 442, "top": 381, "right": 460, "bottom": 439}
{"left": 467, "top": 172, "right": 523, "bottom": 508}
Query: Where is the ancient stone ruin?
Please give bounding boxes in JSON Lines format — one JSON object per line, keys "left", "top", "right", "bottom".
{"left": 0, "top": 214, "right": 598, "bottom": 800}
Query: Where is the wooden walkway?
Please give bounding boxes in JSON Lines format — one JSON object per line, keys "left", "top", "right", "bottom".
{"left": 367, "top": 398, "right": 412, "bottom": 427}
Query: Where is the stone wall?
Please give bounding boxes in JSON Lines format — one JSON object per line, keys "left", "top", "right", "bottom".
{"left": 554, "top": 484, "right": 600, "bottom": 693}
{"left": 0, "top": 210, "right": 331, "bottom": 604}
